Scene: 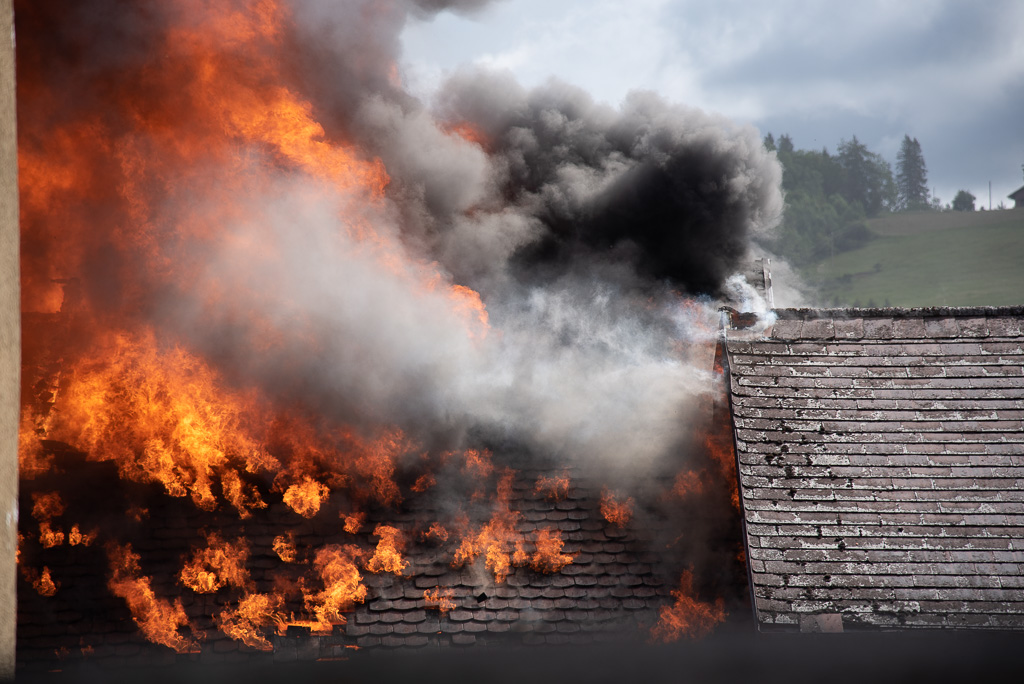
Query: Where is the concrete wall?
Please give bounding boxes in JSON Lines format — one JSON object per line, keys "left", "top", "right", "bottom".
{"left": 0, "top": 0, "right": 17, "bottom": 678}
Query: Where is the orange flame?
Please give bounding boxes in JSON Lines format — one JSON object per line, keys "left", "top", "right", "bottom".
{"left": 462, "top": 449, "right": 494, "bottom": 479}
{"left": 443, "top": 121, "right": 489, "bottom": 150}
{"left": 217, "top": 592, "right": 282, "bottom": 651}
{"left": 422, "top": 521, "right": 449, "bottom": 543}
{"left": 18, "top": 410, "right": 53, "bottom": 479}
{"left": 272, "top": 533, "right": 298, "bottom": 563}
{"left": 343, "top": 511, "right": 366, "bottom": 534}
{"left": 365, "top": 524, "right": 409, "bottom": 576}
{"left": 221, "top": 469, "right": 269, "bottom": 519}
{"left": 411, "top": 472, "right": 436, "bottom": 493}
{"left": 108, "top": 544, "right": 198, "bottom": 653}
{"left": 447, "top": 284, "right": 490, "bottom": 340}
{"left": 18, "top": 0, "right": 388, "bottom": 314}
{"left": 349, "top": 428, "right": 410, "bottom": 506}
{"left": 282, "top": 476, "right": 330, "bottom": 518}
{"left": 40, "top": 329, "right": 280, "bottom": 515}
{"left": 706, "top": 435, "right": 739, "bottom": 512}
{"left": 26, "top": 566, "right": 59, "bottom": 597}
{"left": 31, "top": 491, "right": 65, "bottom": 520}
{"left": 38, "top": 522, "right": 65, "bottom": 549}
{"left": 304, "top": 545, "right": 368, "bottom": 634}
{"left": 423, "top": 587, "right": 456, "bottom": 614}
{"left": 530, "top": 528, "right": 575, "bottom": 574}
{"left": 672, "top": 470, "right": 706, "bottom": 499}
{"left": 452, "top": 469, "right": 527, "bottom": 583}
{"left": 32, "top": 492, "right": 67, "bottom": 547}
{"left": 534, "top": 470, "right": 570, "bottom": 501}
{"left": 649, "top": 571, "right": 727, "bottom": 642}
{"left": 68, "top": 525, "right": 96, "bottom": 547}
{"left": 600, "top": 489, "right": 635, "bottom": 527}
{"left": 180, "top": 533, "right": 252, "bottom": 593}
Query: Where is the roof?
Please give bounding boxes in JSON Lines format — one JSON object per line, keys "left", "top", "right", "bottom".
{"left": 17, "top": 450, "right": 700, "bottom": 670}
{"left": 16, "top": 304, "right": 748, "bottom": 673}
{"left": 1009, "top": 185, "right": 1024, "bottom": 201}
{"left": 725, "top": 306, "right": 1024, "bottom": 631}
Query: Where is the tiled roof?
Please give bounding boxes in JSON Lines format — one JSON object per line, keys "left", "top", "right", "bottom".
{"left": 17, "top": 311, "right": 747, "bottom": 672}
{"left": 725, "top": 306, "right": 1024, "bottom": 630}
{"left": 17, "top": 447, "right": 745, "bottom": 672}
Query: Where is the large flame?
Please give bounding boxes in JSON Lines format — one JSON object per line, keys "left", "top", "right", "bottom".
{"left": 107, "top": 544, "right": 198, "bottom": 653}
{"left": 530, "top": 528, "right": 575, "bottom": 574}
{"left": 649, "top": 571, "right": 727, "bottom": 643}
{"left": 303, "top": 545, "right": 368, "bottom": 634}
{"left": 44, "top": 329, "right": 277, "bottom": 514}
{"left": 15, "top": 0, "right": 744, "bottom": 652}
{"left": 217, "top": 593, "right": 283, "bottom": 651}
{"left": 180, "top": 533, "right": 252, "bottom": 594}
{"left": 452, "top": 469, "right": 528, "bottom": 583}
{"left": 365, "top": 524, "right": 408, "bottom": 576}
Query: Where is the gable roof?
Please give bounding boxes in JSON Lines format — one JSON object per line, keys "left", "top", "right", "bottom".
{"left": 1009, "top": 185, "right": 1024, "bottom": 201}
{"left": 725, "top": 306, "right": 1024, "bottom": 631}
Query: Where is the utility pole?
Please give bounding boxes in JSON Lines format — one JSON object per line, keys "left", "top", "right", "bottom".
{"left": 989, "top": 181, "right": 992, "bottom": 210}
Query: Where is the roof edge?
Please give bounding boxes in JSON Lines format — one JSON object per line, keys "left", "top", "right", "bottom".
{"left": 773, "top": 305, "right": 1024, "bottom": 321}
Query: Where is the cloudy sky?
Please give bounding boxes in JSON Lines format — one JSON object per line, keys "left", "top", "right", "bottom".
{"left": 400, "top": 0, "right": 1024, "bottom": 208}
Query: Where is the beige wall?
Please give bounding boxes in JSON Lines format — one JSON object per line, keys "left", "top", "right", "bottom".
{"left": 0, "top": 0, "right": 17, "bottom": 678}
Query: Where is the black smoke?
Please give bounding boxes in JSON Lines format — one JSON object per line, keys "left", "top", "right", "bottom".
{"left": 438, "top": 81, "right": 778, "bottom": 295}
{"left": 17, "top": 0, "right": 783, "bottom": 470}
{"left": 282, "top": 4, "right": 782, "bottom": 299}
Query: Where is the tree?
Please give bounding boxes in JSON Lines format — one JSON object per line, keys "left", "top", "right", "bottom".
{"left": 836, "top": 136, "right": 895, "bottom": 216}
{"left": 895, "top": 135, "right": 929, "bottom": 210}
{"left": 763, "top": 132, "right": 776, "bottom": 151}
{"left": 952, "top": 190, "right": 976, "bottom": 211}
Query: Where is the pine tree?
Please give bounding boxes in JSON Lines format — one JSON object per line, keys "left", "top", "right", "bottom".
{"left": 895, "top": 135, "right": 929, "bottom": 210}
{"left": 837, "top": 136, "right": 895, "bottom": 216}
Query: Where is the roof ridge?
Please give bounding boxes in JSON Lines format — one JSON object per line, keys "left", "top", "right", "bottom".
{"left": 773, "top": 306, "right": 1024, "bottom": 320}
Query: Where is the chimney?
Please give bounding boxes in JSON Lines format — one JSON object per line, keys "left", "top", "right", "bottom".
{"left": 742, "top": 257, "right": 773, "bottom": 309}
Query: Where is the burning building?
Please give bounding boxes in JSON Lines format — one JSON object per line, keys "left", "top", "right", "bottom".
{"left": 9, "top": 2, "right": 1024, "bottom": 675}
{"left": 11, "top": 0, "right": 783, "bottom": 673}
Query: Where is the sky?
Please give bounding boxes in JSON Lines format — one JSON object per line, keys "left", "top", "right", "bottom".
{"left": 399, "top": 0, "right": 1024, "bottom": 209}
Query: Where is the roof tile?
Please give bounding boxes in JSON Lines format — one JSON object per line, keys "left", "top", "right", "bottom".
{"left": 486, "top": 622, "right": 512, "bottom": 633}
{"left": 802, "top": 319, "right": 836, "bottom": 340}
{"left": 834, "top": 318, "right": 864, "bottom": 339}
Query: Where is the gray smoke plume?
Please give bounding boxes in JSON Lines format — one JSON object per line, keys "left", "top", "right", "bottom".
{"left": 18, "top": 0, "right": 783, "bottom": 474}
{"left": 263, "top": 1, "right": 783, "bottom": 468}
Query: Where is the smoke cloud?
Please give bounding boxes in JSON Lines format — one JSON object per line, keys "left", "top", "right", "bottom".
{"left": 17, "top": 0, "right": 783, "bottom": 474}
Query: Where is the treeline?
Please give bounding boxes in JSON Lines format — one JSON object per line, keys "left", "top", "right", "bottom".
{"left": 764, "top": 133, "right": 929, "bottom": 266}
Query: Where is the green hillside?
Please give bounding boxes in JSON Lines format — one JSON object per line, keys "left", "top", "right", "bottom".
{"left": 802, "top": 207, "right": 1024, "bottom": 307}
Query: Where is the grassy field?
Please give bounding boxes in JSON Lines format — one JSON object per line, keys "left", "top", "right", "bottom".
{"left": 802, "top": 207, "right": 1024, "bottom": 307}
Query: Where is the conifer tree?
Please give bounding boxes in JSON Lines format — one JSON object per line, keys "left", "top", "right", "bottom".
{"left": 837, "top": 136, "right": 895, "bottom": 216}
{"left": 895, "top": 135, "right": 929, "bottom": 210}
